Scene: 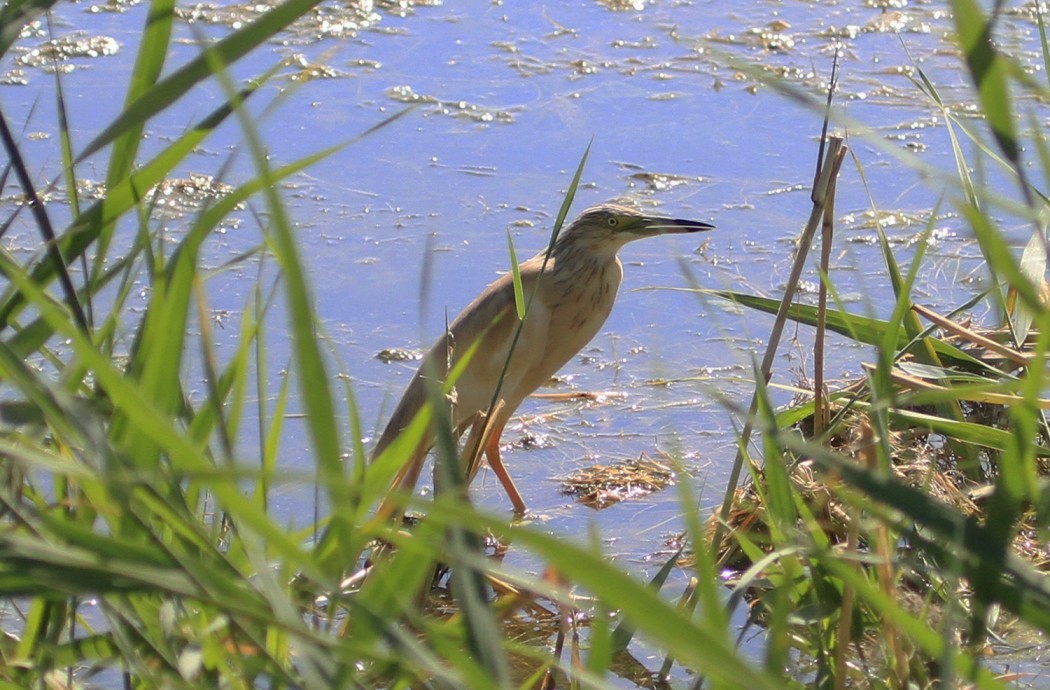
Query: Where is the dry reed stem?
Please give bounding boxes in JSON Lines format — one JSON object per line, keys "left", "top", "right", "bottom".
{"left": 912, "top": 303, "right": 1031, "bottom": 367}
{"left": 713, "top": 136, "right": 849, "bottom": 561}
{"left": 862, "top": 362, "right": 1050, "bottom": 409}
{"left": 814, "top": 136, "right": 840, "bottom": 437}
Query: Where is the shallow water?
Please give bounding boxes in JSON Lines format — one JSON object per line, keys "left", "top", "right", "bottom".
{"left": 2, "top": 0, "right": 1050, "bottom": 684}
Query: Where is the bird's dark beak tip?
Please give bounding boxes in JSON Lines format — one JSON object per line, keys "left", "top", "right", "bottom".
{"left": 679, "top": 220, "right": 715, "bottom": 233}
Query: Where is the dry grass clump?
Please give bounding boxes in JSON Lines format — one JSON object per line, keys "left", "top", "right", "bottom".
{"left": 559, "top": 453, "right": 676, "bottom": 509}
{"left": 715, "top": 403, "right": 1049, "bottom": 571}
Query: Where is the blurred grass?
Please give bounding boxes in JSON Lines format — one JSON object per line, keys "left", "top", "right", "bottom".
{"left": 687, "top": 2, "right": 1050, "bottom": 686}
{"left": 0, "top": 0, "right": 1048, "bottom": 688}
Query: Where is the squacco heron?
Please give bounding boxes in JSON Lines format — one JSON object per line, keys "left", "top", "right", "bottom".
{"left": 373, "top": 203, "right": 713, "bottom": 514}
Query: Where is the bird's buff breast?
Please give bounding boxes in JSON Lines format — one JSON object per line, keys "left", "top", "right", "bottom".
{"left": 528, "top": 256, "right": 624, "bottom": 383}
{"left": 453, "top": 256, "right": 623, "bottom": 419}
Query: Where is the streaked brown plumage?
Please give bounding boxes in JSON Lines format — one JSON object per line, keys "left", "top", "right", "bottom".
{"left": 374, "top": 203, "right": 713, "bottom": 513}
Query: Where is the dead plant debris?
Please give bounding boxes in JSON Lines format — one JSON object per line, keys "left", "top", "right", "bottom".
{"left": 559, "top": 453, "right": 675, "bottom": 509}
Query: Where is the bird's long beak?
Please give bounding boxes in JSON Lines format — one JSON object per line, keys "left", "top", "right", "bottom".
{"left": 634, "top": 216, "right": 715, "bottom": 236}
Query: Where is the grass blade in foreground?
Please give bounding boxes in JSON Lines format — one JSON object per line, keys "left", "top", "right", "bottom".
{"left": 75, "top": 0, "right": 325, "bottom": 163}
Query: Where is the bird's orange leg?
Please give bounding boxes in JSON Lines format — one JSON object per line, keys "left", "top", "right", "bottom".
{"left": 483, "top": 420, "right": 527, "bottom": 514}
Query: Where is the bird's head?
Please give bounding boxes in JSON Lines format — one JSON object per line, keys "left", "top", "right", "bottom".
{"left": 555, "top": 204, "right": 714, "bottom": 256}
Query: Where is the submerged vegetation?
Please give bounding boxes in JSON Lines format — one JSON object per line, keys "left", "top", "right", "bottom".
{"left": 0, "top": 0, "right": 1049, "bottom": 688}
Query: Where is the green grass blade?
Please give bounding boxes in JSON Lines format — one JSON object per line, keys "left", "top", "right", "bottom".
{"left": 787, "top": 433, "right": 1050, "bottom": 633}
{"left": 105, "top": 0, "right": 174, "bottom": 183}
{"left": 203, "top": 40, "right": 354, "bottom": 566}
{"left": 0, "top": 247, "right": 317, "bottom": 575}
{"left": 1038, "top": 1, "right": 1050, "bottom": 87}
{"left": 90, "top": 0, "right": 175, "bottom": 278}
{"left": 0, "top": 0, "right": 59, "bottom": 58}
{"left": 506, "top": 229, "right": 525, "bottom": 320}
{"left": 818, "top": 555, "right": 1009, "bottom": 690}
{"left": 47, "top": 16, "right": 89, "bottom": 328}
{"left": 950, "top": 0, "right": 1019, "bottom": 167}
{"left": 258, "top": 363, "right": 291, "bottom": 512}
{"left": 75, "top": 0, "right": 325, "bottom": 163}
{"left": 965, "top": 206, "right": 1044, "bottom": 316}
{"left": 485, "top": 140, "right": 591, "bottom": 416}
{"left": 0, "top": 107, "right": 88, "bottom": 333}
{"left": 698, "top": 289, "right": 991, "bottom": 371}
{"left": 0, "top": 84, "right": 258, "bottom": 333}
{"left": 548, "top": 138, "right": 592, "bottom": 247}
{"left": 432, "top": 505, "right": 784, "bottom": 690}
{"left": 609, "top": 545, "right": 683, "bottom": 652}
{"left": 887, "top": 405, "right": 1050, "bottom": 456}
{"left": 1010, "top": 213, "right": 1047, "bottom": 343}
